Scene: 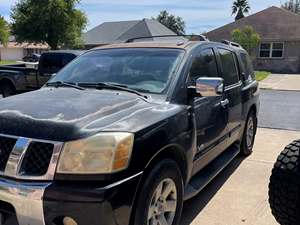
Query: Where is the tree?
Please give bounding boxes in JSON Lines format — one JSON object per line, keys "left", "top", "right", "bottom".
{"left": 282, "top": 0, "right": 300, "bottom": 14}
{"left": 11, "top": 0, "right": 87, "bottom": 50}
{"left": 154, "top": 10, "right": 185, "bottom": 35}
{"left": 232, "top": 0, "right": 251, "bottom": 20}
{"left": 231, "top": 26, "right": 260, "bottom": 56}
{"left": 0, "top": 16, "right": 9, "bottom": 46}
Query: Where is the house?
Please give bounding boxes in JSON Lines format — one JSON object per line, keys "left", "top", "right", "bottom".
{"left": 83, "top": 19, "right": 176, "bottom": 49}
{"left": 0, "top": 37, "right": 48, "bottom": 61}
{"left": 206, "top": 6, "right": 300, "bottom": 74}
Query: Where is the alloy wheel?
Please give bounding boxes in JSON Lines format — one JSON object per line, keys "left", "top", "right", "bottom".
{"left": 246, "top": 116, "right": 254, "bottom": 148}
{"left": 147, "top": 178, "right": 177, "bottom": 225}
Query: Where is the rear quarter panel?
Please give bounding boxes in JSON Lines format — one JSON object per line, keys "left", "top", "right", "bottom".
{"left": 0, "top": 70, "right": 27, "bottom": 91}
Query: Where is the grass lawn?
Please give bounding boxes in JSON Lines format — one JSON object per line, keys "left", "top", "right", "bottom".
{"left": 0, "top": 60, "right": 17, "bottom": 65}
{"left": 255, "top": 71, "right": 271, "bottom": 81}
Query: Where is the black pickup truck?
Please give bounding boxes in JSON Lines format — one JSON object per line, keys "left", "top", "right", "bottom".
{"left": 0, "top": 50, "right": 83, "bottom": 98}
{"left": 0, "top": 37, "right": 259, "bottom": 225}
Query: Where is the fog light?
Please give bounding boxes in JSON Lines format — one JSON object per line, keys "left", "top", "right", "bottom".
{"left": 63, "top": 217, "right": 78, "bottom": 225}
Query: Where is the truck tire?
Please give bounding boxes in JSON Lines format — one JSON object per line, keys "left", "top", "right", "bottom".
{"left": 133, "top": 159, "right": 183, "bottom": 225}
{"left": 240, "top": 110, "right": 257, "bottom": 156}
{"left": 269, "top": 140, "right": 300, "bottom": 225}
{"left": 0, "top": 83, "right": 15, "bottom": 98}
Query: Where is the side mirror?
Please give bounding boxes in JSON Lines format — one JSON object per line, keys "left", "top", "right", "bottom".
{"left": 51, "top": 73, "right": 57, "bottom": 78}
{"left": 194, "top": 77, "right": 224, "bottom": 97}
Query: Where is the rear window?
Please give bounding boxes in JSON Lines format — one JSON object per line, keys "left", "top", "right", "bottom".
{"left": 62, "top": 54, "right": 77, "bottom": 67}
{"left": 41, "top": 53, "right": 77, "bottom": 75}
{"left": 41, "top": 54, "right": 62, "bottom": 74}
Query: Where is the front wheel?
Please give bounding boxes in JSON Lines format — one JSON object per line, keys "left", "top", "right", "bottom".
{"left": 240, "top": 110, "right": 257, "bottom": 156}
{"left": 133, "top": 159, "right": 183, "bottom": 225}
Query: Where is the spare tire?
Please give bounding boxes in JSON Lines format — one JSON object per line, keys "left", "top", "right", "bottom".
{"left": 269, "top": 140, "right": 300, "bottom": 225}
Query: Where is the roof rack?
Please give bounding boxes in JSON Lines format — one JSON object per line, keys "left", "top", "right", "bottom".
{"left": 221, "top": 40, "right": 242, "bottom": 48}
{"left": 126, "top": 35, "right": 209, "bottom": 43}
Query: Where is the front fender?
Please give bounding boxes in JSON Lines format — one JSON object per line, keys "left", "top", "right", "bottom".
{"left": 127, "top": 107, "right": 195, "bottom": 184}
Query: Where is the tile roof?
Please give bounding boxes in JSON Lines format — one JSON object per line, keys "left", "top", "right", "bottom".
{"left": 0, "top": 42, "right": 49, "bottom": 49}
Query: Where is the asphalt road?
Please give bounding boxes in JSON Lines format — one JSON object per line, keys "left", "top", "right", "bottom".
{"left": 258, "top": 89, "right": 300, "bottom": 131}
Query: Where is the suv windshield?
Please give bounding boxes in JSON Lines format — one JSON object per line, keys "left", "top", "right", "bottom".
{"left": 51, "top": 48, "right": 184, "bottom": 94}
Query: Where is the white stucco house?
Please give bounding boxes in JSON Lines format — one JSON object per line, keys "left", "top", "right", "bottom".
{"left": 0, "top": 37, "right": 48, "bottom": 61}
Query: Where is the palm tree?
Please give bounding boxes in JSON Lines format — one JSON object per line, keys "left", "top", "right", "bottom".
{"left": 282, "top": 0, "right": 300, "bottom": 14}
{"left": 232, "top": 0, "right": 251, "bottom": 20}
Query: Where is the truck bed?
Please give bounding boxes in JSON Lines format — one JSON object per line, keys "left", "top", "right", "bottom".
{"left": 0, "top": 63, "right": 36, "bottom": 72}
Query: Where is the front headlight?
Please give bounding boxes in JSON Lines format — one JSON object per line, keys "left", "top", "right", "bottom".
{"left": 57, "top": 132, "right": 134, "bottom": 174}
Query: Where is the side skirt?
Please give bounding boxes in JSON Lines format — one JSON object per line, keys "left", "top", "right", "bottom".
{"left": 184, "top": 143, "right": 240, "bottom": 201}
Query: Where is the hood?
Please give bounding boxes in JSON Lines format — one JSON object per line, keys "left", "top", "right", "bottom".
{"left": 0, "top": 87, "right": 155, "bottom": 141}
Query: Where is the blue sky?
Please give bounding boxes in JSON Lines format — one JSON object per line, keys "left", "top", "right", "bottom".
{"left": 1, "top": 0, "right": 282, "bottom": 33}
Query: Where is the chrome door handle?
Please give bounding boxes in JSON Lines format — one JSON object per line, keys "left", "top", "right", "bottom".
{"left": 221, "top": 99, "right": 229, "bottom": 108}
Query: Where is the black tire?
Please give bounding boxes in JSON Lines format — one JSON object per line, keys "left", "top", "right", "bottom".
{"left": 0, "top": 83, "right": 15, "bottom": 98}
{"left": 269, "top": 140, "right": 300, "bottom": 225}
{"left": 240, "top": 110, "right": 257, "bottom": 156}
{"left": 134, "top": 159, "right": 184, "bottom": 225}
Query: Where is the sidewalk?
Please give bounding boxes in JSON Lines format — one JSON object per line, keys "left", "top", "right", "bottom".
{"left": 259, "top": 74, "right": 300, "bottom": 91}
{"left": 181, "top": 128, "right": 300, "bottom": 225}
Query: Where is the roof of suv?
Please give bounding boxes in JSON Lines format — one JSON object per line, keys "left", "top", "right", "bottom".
{"left": 46, "top": 50, "right": 85, "bottom": 56}
{"left": 95, "top": 41, "right": 204, "bottom": 50}
{"left": 93, "top": 40, "right": 247, "bottom": 54}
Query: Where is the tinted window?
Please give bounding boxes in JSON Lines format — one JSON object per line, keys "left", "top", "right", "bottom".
{"left": 240, "top": 52, "right": 254, "bottom": 80}
{"left": 189, "top": 48, "right": 218, "bottom": 83}
{"left": 62, "top": 54, "right": 77, "bottom": 67}
{"left": 41, "top": 54, "right": 62, "bottom": 74}
{"left": 218, "top": 49, "right": 239, "bottom": 86}
{"left": 52, "top": 48, "right": 184, "bottom": 94}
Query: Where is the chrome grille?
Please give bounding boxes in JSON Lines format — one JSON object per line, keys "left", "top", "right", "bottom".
{"left": 0, "top": 137, "right": 17, "bottom": 172}
{"left": 19, "top": 142, "right": 54, "bottom": 176}
{"left": 0, "top": 134, "right": 62, "bottom": 180}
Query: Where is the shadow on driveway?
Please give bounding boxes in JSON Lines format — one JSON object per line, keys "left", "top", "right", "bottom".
{"left": 181, "top": 156, "right": 246, "bottom": 225}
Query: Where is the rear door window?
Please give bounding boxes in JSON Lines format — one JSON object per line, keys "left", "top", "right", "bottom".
{"left": 240, "top": 52, "right": 255, "bottom": 80}
{"left": 218, "top": 48, "right": 239, "bottom": 86}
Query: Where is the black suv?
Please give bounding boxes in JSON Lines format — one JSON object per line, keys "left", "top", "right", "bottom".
{"left": 0, "top": 37, "right": 259, "bottom": 225}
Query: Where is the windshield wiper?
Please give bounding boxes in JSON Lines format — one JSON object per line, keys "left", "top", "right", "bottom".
{"left": 78, "top": 82, "right": 149, "bottom": 99}
{"left": 46, "top": 81, "right": 85, "bottom": 90}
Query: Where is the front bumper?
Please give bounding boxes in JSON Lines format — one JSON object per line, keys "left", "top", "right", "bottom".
{"left": 0, "top": 173, "right": 143, "bottom": 225}
{"left": 0, "top": 177, "right": 49, "bottom": 225}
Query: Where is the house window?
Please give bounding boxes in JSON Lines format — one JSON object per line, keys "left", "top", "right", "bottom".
{"left": 259, "top": 42, "right": 284, "bottom": 58}
{"left": 272, "top": 43, "right": 284, "bottom": 58}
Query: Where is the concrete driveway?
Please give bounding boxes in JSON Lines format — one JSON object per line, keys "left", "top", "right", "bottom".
{"left": 181, "top": 128, "right": 300, "bottom": 225}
